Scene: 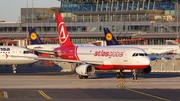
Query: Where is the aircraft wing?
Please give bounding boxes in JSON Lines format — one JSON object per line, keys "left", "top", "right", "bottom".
{"left": 27, "top": 46, "right": 56, "bottom": 55}
{"left": 9, "top": 55, "right": 104, "bottom": 66}
{"left": 32, "top": 50, "right": 56, "bottom": 55}
{"left": 150, "top": 54, "right": 175, "bottom": 61}
{"left": 157, "top": 50, "right": 175, "bottom": 55}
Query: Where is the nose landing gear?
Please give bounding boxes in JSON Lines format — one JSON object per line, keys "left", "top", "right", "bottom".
{"left": 133, "top": 69, "right": 137, "bottom": 80}
{"left": 79, "top": 75, "right": 88, "bottom": 79}
{"left": 12, "top": 65, "right": 17, "bottom": 73}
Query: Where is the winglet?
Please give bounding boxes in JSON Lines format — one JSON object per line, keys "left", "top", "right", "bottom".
{"left": 103, "top": 28, "right": 120, "bottom": 46}
{"left": 28, "top": 27, "right": 44, "bottom": 45}
{"left": 56, "top": 14, "right": 74, "bottom": 47}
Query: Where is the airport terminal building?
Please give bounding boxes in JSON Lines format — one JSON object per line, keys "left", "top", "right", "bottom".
{"left": 1, "top": 0, "right": 180, "bottom": 73}
{"left": 1, "top": 0, "right": 180, "bottom": 45}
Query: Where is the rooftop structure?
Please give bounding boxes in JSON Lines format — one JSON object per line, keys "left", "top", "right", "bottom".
{"left": 1, "top": 0, "right": 180, "bottom": 45}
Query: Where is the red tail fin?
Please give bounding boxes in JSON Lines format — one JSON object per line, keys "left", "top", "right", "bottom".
{"left": 56, "top": 14, "right": 74, "bottom": 47}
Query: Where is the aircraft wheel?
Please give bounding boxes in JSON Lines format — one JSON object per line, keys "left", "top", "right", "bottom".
{"left": 120, "top": 72, "right": 125, "bottom": 78}
{"left": 12, "top": 65, "right": 16, "bottom": 74}
{"left": 133, "top": 75, "right": 137, "bottom": 80}
{"left": 84, "top": 76, "right": 88, "bottom": 79}
{"left": 116, "top": 72, "right": 120, "bottom": 78}
{"left": 79, "top": 75, "right": 84, "bottom": 79}
{"left": 13, "top": 71, "right": 16, "bottom": 73}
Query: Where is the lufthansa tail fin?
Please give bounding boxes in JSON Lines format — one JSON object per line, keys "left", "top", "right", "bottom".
{"left": 56, "top": 14, "right": 74, "bottom": 47}
{"left": 103, "top": 28, "right": 120, "bottom": 46}
{"left": 28, "top": 27, "right": 44, "bottom": 45}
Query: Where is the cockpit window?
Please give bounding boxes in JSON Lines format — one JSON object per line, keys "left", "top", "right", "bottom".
{"left": 132, "top": 53, "right": 135, "bottom": 56}
{"left": 132, "top": 53, "right": 147, "bottom": 57}
{"left": 139, "top": 53, "right": 144, "bottom": 56}
{"left": 23, "top": 51, "right": 32, "bottom": 54}
{"left": 23, "top": 51, "right": 29, "bottom": 54}
{"left": 135, "top": 53, "right": 138, "bottom": 56}
{"left": 144, "top": 53, "right": 147, "bottom": 56}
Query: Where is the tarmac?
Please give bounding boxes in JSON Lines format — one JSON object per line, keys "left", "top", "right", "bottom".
{"left": 0, "top": 71, "right": 180, "bottom": 101}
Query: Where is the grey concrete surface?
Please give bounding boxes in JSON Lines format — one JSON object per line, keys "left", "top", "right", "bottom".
{"left": 0, "top": 72, "right": 180, "bottom": 89}
{"left": 0, "top": 72, "right": 180, "bottom": 101}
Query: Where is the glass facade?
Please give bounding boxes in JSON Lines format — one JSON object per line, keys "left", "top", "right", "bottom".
{"left": 61, "top": 0, "right": 179, "bottom": 14}
{"left": 1, "top": 0, "right": 180, "bottom": 45}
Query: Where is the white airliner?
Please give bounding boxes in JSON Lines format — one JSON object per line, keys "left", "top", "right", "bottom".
{"left": 104, "top": 28, "right": 179, "bottom": 54}
{"left": 0, "top": 46, "right": 38, "bottom": 73}
{"left": 27, "top": 28, "right": 95, "bottom": 55}
{"left": 21, "top": 14, "right": 174, "bottom": 80}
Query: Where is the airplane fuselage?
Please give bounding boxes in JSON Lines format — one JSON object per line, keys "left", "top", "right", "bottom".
{"left": 27, "top": 44, "right": 95, "bottom": 54}
{"left": 54, "top": 46, "right": 151, "bottom": 70}
{"left": 0, "top": 46, "right": 38, "bottom": 65}
{"left": 110, "top": 45, "right": 179, "bottom": 54}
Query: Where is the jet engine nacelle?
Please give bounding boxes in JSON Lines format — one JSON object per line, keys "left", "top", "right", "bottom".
{"left": 136, "top": 65, "right": 151, "bottom": 75}
{"left": 75, "top": 64, "right": 95, "bottom": 76}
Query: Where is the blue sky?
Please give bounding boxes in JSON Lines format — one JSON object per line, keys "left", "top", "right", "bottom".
{"left": 0, "top": 0, "right": 60, "bottom": 22}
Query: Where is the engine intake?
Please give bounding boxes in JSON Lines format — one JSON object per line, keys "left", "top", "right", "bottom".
{"left": 75, "top": 64, "right": 95, "bottom": 76}
{"left": 136, "top": 65, "right": 151, "bottom": 75}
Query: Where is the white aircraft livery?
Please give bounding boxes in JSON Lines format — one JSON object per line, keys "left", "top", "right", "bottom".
{"left": 0, "top": 46, "right": 38, "bottom": 73}
{"left": 21, "top": 14, "right": 175, "bottom": 80}
{"left": 104, "top": 28, "right": 179, "bottom": 54}
{"left": 27, "top": 27, "right": 95, "bottom": 55}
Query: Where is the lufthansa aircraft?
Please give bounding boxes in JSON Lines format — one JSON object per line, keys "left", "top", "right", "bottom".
{"left": 27, "top": 28, "right": 95, "bottom": 55}
{"left": 0, "top": 46, "right": 38, "bottom": 73}
{"left": 104, "top": 28, "right": 179, "bottom": 54}
{"left": 21, "top": 14, "right": 175, "bottom": 80}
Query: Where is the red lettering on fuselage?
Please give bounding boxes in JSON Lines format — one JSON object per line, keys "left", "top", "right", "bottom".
{"left": 94, "top": 50, "right": 125, "bottom": 58}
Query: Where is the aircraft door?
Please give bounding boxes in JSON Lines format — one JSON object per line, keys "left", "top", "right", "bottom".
{"left": 123, "top": 50, "right": 129, "bottom": 64}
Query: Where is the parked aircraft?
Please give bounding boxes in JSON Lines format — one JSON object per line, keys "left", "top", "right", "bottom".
{"left": 0, "top": 46, "right": 38, "bottom": 73}
{"left": 21, "top": 14, "right": 174, "bottom": 80}
{"left": 27, "top": 28, "right": 95, "bottom": 55}
{"left": 104, "top": 28, "right": 179, "bottom": 55}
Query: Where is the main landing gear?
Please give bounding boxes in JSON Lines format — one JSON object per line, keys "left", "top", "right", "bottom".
{"left": 12, "top": 65, "right": 17, "bottom": 73}
{"left": 116, "top": 69, "right": 138, "bottom": 80}
{"left": 133, "top": 69, "right": 137, "bottom": 80}
{"left": 79, "top": 75, "right": 88, "bottom": 79}
{"left": 116, "top": 70, "right": 125, "bottom": 78}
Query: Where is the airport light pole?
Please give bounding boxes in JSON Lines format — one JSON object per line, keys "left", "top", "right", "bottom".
{"left": 115, "top": 0, "right": 117, "bottom": 39}
{"left": 32, "top": 0, "right": 34, "bottom": 29}
{"left": 109, "top": 0, "right": 110, "bottom": 29}
{"left": 57, "top": 0, "right": 61, "bottom": 14}
{"left": 26, "top": 0, "right": 28, "bottom": 45}
{"left": 177, "top": 0, "right": 179, "bottom": 44}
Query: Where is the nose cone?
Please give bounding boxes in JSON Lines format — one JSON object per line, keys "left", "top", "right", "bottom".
{"left": 28, "top": 53, "right": 39, "bottom": 63}
{"left": 142, "top": 57, "right": 151, "bottom": 66}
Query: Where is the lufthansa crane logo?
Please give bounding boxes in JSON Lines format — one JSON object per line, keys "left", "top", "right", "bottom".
{"left": 58, "top": 22, "right": 68, "bottom": 43}
{"left": 106, "top": 33, "right": 112, "bottom": 41}
{"left": 31, "top": 32, "right": 37, "bottom": 40}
